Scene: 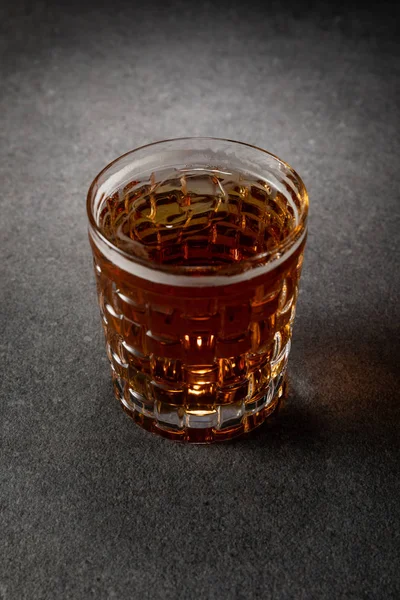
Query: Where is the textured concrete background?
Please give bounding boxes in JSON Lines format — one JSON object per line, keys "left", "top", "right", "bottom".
{"left": 1, "top": 1, "right": 399, "bottom": 598}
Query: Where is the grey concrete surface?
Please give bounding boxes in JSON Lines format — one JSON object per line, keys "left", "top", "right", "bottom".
{"left": 1, "top": 1, "right": 399, "bottom": 598}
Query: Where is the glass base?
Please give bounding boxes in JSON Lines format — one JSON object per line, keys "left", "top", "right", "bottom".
{"left": 113, "top": 371, "right": 288, "bottom": 443}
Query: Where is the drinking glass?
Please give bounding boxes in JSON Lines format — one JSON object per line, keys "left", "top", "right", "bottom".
{"left": 87, "top": 138, "right": 308, "bottom": 442}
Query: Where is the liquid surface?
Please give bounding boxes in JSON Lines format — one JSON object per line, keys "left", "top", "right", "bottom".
{"left": 91, "top": 169, "right": 305, "bottom": 442}
{"left": 96, "top": 170, "right": 300, "bottom": 268}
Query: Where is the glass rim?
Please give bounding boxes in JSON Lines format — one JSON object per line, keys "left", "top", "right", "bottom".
{"left": 87, "top": 137, "right": 309, "bottom": 281}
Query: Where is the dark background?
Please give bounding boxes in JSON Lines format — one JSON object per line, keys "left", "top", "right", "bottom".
{"left": 1, "top": 1, "right": 399, "bottom": 598}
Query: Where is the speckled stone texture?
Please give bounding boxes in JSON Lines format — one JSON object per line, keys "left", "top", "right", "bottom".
{"left": 1, "top": 1, "right": 399, "bottom": 598}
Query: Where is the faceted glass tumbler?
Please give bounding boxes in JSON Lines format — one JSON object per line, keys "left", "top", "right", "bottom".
{"left": 87, "top": 138, "right": 308, "bottom": 442}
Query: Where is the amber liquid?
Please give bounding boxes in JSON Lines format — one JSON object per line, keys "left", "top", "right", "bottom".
{"left": 91, "top": 170, "right": 305, "bottom": 442}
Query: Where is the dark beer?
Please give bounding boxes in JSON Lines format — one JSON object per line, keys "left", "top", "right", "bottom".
{"left": 90, "top": 167, "right": 306, "bottom": 442}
